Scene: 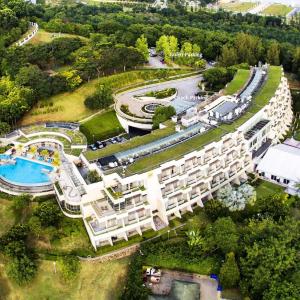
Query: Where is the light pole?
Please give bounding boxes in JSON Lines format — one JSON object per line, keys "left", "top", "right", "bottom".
{"left": 167, "top": 230, "right": 170, "bottom": 240}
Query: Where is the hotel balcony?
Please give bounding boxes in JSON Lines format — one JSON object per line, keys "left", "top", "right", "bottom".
{"left": 183, "top": 157, "right": 198, "bottom": 172}
{"left": 166, "top": 193, "right": 188, "bottom": 211}
{"left": 211, "top": 173, "right": 226, "bottom": 188}
{"left": 222, "top": 139, "right": 234, "bottom": 153}
{"left": 207, "top": 161, "right": 222, "bottom": 176}
{"left": 159, "top": 166, "right": 179, "bottom": 183}
{"left": 203, "top": 149, "right": 218, "bottom": 163}
{"left": 162, "top": 181, "right": 182, "bottom": 197}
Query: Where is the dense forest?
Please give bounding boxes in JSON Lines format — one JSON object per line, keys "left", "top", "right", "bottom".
{"left": 1, "top": 1, "right": 300, "bottom": 130}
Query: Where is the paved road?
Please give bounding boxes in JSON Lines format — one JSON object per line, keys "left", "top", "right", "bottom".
{"left": 116, "top": 74, "right": 203, "bottom": 117}
{"left": 147, "top": 56, "right": 169, "bottom": 69}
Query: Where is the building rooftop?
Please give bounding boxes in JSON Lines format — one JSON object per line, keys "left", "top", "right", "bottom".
{"left": 257, "top": 143, "right": 300, "bottom": 182}
{"left": 84, "top": 65, "right": 282, "bottom": 176}
{"left": 212, "top": 101, "right": 238, "bottom": 117}
{"left": 124, "top": 66, "right": 282, "bottom": 175}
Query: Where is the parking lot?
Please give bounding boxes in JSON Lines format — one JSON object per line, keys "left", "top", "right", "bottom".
{"left": 88, "top": 135, "right": 127, "bottom": 151}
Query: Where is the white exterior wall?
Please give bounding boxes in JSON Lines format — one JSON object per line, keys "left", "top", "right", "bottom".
{"left": 60, "top": 70, "right": 293, "bottom": 249}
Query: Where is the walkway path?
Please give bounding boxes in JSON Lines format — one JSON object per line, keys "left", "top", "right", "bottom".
{"left": 15, "top": 22, "right": 38, "bottom": 46}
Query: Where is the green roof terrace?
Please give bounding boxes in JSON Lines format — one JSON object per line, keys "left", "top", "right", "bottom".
{"left": 123, "top": 66, "right": 282, "bottom": 176}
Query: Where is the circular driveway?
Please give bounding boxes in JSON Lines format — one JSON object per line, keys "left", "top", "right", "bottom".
{"left": 115, "top": 74, "right": 202, "bottom": 119}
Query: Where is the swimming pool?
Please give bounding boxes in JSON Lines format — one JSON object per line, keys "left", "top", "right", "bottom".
{"left": 0, "top": 155, "right": 53, "bottom": 185}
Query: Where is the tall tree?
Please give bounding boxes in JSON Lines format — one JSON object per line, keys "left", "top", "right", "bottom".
{"left": 135, "top": 34, "right": 149, "bottom": 62}
{"left": 219, "top": 45, "right": 238, "bottom": 67}
{"left": 267, "top": 41, "right": 280, "bottom": 65}
{"left": 220, "top": 252, "right": 240, "bottom": 288}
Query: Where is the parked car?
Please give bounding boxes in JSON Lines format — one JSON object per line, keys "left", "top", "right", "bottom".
{"left": 111, "top": 138, "right": 117, "bottom": 144}
{"left": 96, "top": 141, "right": 104, "bottom": 149}
{"left": 89, "top": 144, "right": 97, "bottom": 151}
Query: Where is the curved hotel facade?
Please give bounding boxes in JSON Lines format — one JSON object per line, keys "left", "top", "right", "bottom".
{"left": 54, "top": 65, "right": 292, "bottom": 249}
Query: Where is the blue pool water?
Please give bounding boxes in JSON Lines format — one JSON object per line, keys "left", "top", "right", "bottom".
{"left": 0, "top": 155, "right": 53, "bottom": 185}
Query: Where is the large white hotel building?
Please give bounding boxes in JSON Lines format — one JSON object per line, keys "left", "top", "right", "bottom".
{"left": 51, "top": 65, "right": 292, "bottom": 249}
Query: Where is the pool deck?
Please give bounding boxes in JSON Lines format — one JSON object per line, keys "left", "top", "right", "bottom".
{"left": 148, "top": 269, "right": 218, "bottom": 300}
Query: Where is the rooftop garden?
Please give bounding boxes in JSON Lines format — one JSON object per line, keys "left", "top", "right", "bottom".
{"left": 220, "top": 2, "right": 256, "bottom": 13}
{"left": 20, "top": 125, "right": 87, "bottom": 145}
{"left": 253, "top": 66, "right": 282, "bottom": 107}
{"left": 125, "top": 66, "right": 282, "bottom": 175}
{"left": 79, "top": 110, "right": 124, "bottom": 144}
{"left": 143, "top": 88, "right": 176, "bottom": 99}
{"left": 224, "top": 69, "right": 251, "bottom": 95}
{"left": 126, "top": 127, "right": 226, "bottom": 175}
{"left": 83, "top": 120, "right": 176, "bottom": 161}
{"left": 262, "top": 4, "right": 292, "bottom": 17}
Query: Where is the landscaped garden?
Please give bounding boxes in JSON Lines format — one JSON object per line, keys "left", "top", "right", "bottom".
{"left": 144, "top": 88, "right": 177, "bottom": 99}
{"left": 79, "top": 110, "right": 124, "bottom": 144}
{"left": 20, "top": 69, "right": 189, "bottom": 125}
{"left": 20, "top": 125, "right": 87, "bottom": 146}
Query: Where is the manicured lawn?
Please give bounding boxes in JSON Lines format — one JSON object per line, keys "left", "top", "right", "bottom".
{"left": 0, "top": 199, "right": 15, "bottom": 236}
{"left": 221, "top": 2, "right": 256, "bottom": 12}
{"left": 145, "top": 253, "right": 220, "bottom": 275}
{"left": 21, "top": 69, "right": 188, "bottom": 125}
{"left": 255, "top": 180, "right": 284, "bottom": 199}
{"left": 224, "top": 69, "right": 250, "bottom": 95}
{"left": 29, "top": 29, "right": 87, "bottom": 45}
{"left": 253, "top": 66, "right": 282, "bottom": 107}
{"left": 0, "top": 258, "right": 129, "bottom": 300}
{"left": 126, "top": 127, "right": 226, "bottom": 175}
{"left": 84, "top": 120, "right": 175, "bottom": 161}
{"left": 262, "top": 4, "right": 292, "bottom": 16}
{"left": 80, "top": 110, "right": 124, "bottom": 143}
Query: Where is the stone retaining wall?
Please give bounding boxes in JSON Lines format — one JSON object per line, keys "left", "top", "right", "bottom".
{"left": 79, "top": 243, "right": 140, "bottom": 262}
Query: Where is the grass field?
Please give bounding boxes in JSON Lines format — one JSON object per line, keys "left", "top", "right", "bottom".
{"left": 224, "top": 69, "right": 250, "bottom": 95}
{"left": 255, "top": 180, "right": 284, "bottom": 199}
{"left": 0, "top": 258, "right": 129, "bottom": 300}
{"left": 262, "top": 4, "right": 292, "bottom": 16}
{"left": 220, "top": 2, "right": 256, "bottom": 12}
{"left": 145, "top": 252, "right": 220, "bottom": 275}
{"left": 21, "top": 69, "right": 187, "bottom": 125}
{"left": 29, "top": 29, "right": 87, "bottom": 45}
{"left": 0, "top": 199, "right": 14, "bottom": 236}
{"left": 79, "top": 110, "right": 124, "bottom": 143}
